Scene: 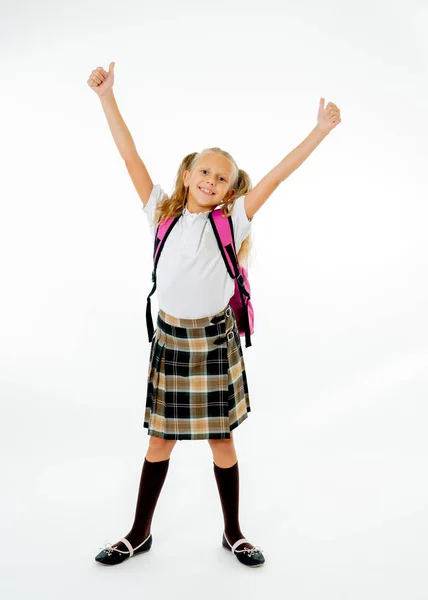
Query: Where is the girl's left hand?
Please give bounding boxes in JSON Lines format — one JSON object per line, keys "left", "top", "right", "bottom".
{"left": 317, "top": 98, "right": 341, "bottom": 134}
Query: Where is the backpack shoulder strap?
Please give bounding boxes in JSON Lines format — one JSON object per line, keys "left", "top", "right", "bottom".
{"left": 209, "top": 208, "right": 238, "bottom": 278}
{"left": 154, "top": 216, "right": 180, "bottom": 267}
{"left": 145, "top": 215, "right": 180, "bottom": 342}
{"left": 209, "top": 207, "right": 252, "bottom": 348}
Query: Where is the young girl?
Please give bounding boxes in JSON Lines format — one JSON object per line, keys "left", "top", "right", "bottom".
{"left": 87, "top": 61, "right": 341, "bottom": 569}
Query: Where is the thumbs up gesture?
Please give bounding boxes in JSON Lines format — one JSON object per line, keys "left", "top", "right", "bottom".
{"left": 317, "top": 98, "right": 341, "bottom": 134}
{"left": 87, "top": 62, "right": 115, "bottom": 97}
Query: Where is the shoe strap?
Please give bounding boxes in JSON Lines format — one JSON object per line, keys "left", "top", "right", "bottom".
{"left": 119, "top": 537, "right": 134, "bottom": 557}
{"left": 133, "top": 533, "right": 151, "bottom": 552}
{"left": 231, "top": 538, "right": 251, "bottom": 554}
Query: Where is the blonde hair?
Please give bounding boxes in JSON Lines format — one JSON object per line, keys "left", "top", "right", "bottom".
{"left": 152, "top": 147, "right": 254, "bottom": 268}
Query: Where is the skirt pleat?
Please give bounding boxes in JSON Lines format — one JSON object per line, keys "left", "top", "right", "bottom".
{"left": 143, "top": 303, "right": 251, "bottom": 440}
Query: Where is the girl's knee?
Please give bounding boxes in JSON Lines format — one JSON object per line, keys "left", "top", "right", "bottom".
{"left": 208, "top": 432, "right": 234, "bottom": 447}
{"left": 149, "top": 435, "right": 177, "bottom": 451}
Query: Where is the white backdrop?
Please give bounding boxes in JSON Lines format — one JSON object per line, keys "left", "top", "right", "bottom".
{"left": 1, "top": 0, "right": 427, "bottom": 598}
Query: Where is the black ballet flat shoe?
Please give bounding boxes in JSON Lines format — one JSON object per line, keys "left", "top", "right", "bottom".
{"left": 222, "top": 532, "right": 265, "bottom": 568}
{"left": 95, "top": 533, "right": 153, "bottom": 566}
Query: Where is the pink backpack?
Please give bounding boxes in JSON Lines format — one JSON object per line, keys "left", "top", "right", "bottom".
{"left": 146, "top": 206, "right": 254, "bottom": 348}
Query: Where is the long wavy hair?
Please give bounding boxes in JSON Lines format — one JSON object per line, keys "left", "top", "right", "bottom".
{"left": 151, "top": 147, "right": 254, "bottom": 268}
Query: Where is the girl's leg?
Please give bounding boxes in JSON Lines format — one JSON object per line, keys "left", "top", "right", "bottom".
{"left": 208, "top": 432, "right": 255, "bottom": 552}
{"left": 110, "top": 436, "right": 177, "bottom": 553}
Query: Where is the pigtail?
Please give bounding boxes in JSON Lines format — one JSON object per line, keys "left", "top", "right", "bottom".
{"left": 153, "top": 152, "right": 198, "bottom": 227}
{"left": 233, "top": 168, "right": 253, "bottom": 268}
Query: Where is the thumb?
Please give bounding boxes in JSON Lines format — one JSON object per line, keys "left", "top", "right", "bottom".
{"left": 319, "top": 97, "right": 325, "bottom": 109}
{"left": 109, "top": 61, "right": 115, "bottom": 72}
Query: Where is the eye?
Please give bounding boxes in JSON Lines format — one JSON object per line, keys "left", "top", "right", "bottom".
{"left": 201, "top": 169, "right": 226, "bottom": 182}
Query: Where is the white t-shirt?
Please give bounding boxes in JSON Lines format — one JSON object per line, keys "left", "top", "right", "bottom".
{"left": 142, "top": 184, "right": 253, "bottom": 319}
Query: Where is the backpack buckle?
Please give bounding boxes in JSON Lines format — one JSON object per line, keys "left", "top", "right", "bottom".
{"left": 225, "top": 307, "right": 232, "bottom": 317}
{"left": 227, "top": 331, "right": 234, "bottom": 341}
{"left": 236, "top": 273, "right": 244, "bottom": 285}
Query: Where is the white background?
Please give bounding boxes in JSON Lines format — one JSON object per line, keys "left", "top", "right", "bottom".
{"left": 1, "top": 0, "right": 427, "bottom": 598}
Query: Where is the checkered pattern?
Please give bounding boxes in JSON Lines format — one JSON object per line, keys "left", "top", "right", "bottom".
{"left": 143, "top": 304, "right": 251, "bottom": 440}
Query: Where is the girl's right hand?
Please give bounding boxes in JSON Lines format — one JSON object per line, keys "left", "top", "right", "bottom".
{"left": 87, "top": 62, "right": 115, "bottom": 96}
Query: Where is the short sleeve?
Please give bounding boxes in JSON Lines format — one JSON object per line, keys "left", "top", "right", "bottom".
{"left": 142, "top": 184, "right": 165, "bottom": 239}
{"left": 230, "top": 195, "right": 253, "bottom": 252}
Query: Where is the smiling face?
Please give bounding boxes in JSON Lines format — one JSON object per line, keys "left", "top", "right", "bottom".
{"left": 183, "top": 153, "right": 236, "bottom": 213}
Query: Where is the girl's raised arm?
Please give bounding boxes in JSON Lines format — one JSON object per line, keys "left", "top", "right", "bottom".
{"left": 87, "top": 62, "right": 154, "bottom": 208}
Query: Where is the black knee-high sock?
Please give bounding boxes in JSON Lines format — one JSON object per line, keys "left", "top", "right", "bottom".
{"left": 213, "top": 460, "right": 253, "bottom": 551}
{"left": 113, "top": 457, "right": 170, "bottom": 552}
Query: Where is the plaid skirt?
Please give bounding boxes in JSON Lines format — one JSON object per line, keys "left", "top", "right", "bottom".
{"left": 143, "top": 303, "right": 251, "bottom": 440}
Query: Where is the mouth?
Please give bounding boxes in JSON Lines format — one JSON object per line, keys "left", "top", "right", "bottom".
{"left": 198, "top": 186, "right": 215, "bottom": 196}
